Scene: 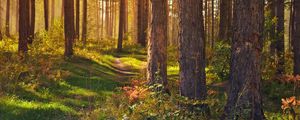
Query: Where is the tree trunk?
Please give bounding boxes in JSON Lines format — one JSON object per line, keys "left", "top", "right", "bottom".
{"left": 137, "top": 0, "right": 149, "bottom": 47}
{"left": 219, "top": 0, "right": 232, "bottom": 41}
{"left": 0, "top": 0, "right": 2, "bottom": 40}
{"left": 222, "top": 0, "right": 265, "bottom": 119}
{"left": 51, "top": 0, "right": 55, "bottom": 26}
{"left": 19, "top": 0, "right": 29, "bottom": 53}
{"left": 16, "top": 0, "right": 19, "bottom": 35}
{"left": 105, "top": 0, "right": 109, "bottom": 37}
{"left": 211, "top": 0, "right": 214, "bottom": 48}
{"left": 124, "top": 0, "right": 128, "bottom": 34}
{"left": 61, "top": 0, "right": 64, "bottom": 21}
{"left": 82, "top": 0, "right": 87, "bottom": 46}
{"left": 269, "top": 0, "right": 276, "bottom": 55}
{"left": 178, "top": 0, "right": 207, "bottom": 100}
{"left": 44, "top": 0, "right": 49, "bottom": 31}
{"left": 117, "top": 0, "right": 125, "bottom": 52}
{"left": 276, "top": 0, "right": 285, "bottom": 75}
{"left": 6, "top": 0, "right": 10, "bottom": 37}
{"left": 101, "top": 0, "right": 104, "bottom": 39}
{"left": 147, "top": 0, "right": 168, "bottom": 88}
{"left": 64, "top": 0, "right": 75, "bottom": 57}
{"left": 28, "top": 0, "right": 35, "bottom": 44}
{"left": 75, "top": 0, "right": 80, "bottom": 39}
{"left": 293, "top": 0, "right": 300, "bottom": 75}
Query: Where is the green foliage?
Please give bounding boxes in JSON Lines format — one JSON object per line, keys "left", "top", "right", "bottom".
{"left": 208, "top": 41, "right": 231, "bottom": 83}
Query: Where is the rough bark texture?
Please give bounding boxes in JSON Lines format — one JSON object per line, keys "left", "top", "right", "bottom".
{"left": 276, "top": 0, "right": 285, "bottom": 75}
{"left": 6, "top": 0, "right": 10, "bottom": 36}
{"left": 293, "top": 0, "right": 300, "bottom": 75}
{"left": 178, "top": 0, "right": 207, "bottom": 100}
{"left": 64, "top": 0, "right": 75, "bottom": 57}
{"left": 28, "top": 0, "right": 35, "bottom": 44}
{"left": 44, "top": 0, "right": 49, "bottom": 31}
{"left": 19, "top": 0, "right": 29, "bottom": 53}
{"left": 137, "top": 0, "right": 149, "bottom": 47}
{"left": 117, "top": 0, "right": 125, "bottom": 52}
{"left": 222, "top": 0, "right": 265, "bottom": 119}
{"left": 82, "top": 0, "right": 87, "bottom": 46}
{"left": 147, "top": 0, "right": 168, "bottom": 87}
{"left": 75, "top": 0, "right": 80, "bottom": 39}
{"left": 219, "top": 0, "right": 232, "bottom": 41}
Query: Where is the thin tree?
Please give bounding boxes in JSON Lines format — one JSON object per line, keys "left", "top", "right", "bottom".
{"left": 117, "top": 0, "right": 125, "bottom": 52}
{"left": 28, "top": 0, "right": 35, "bottom": 44}
{"left": 147, "top": 0, "right": 168, "bottom": 88}
{"left": 5, "top": 0, "right": 10, "bottom": 37}
{"left": 178, "top": 0, "right": 207, "bottom": 100}
{"left": 137, "top": 0, "right": 149, "bottom": 47}
{"left": 0, "top": 1, "right": 2, "bottom": 40}
{"left": 222, "top": 0, "right": 265, "bottom": 119}
{"left": 51, "top": 0, "right": 55, "bottom": 27}
{"left": 292, "top": 0, "right": 300, "bottom": 75}
{"left": 82, "top": 0, "right": 87, "bottom": 46}
{"left": 44, "top": 0, "right": 49, "bottom": 31}
{"left": 75, "top": 0, "right": 80, "bottom": 39}
{"left": 19, "top": 0, "right": 30, "bottom": 53}
{"left": 64, "top": 0, "right": 75, "bottom": 57}
{"left": 276, "top": 0, "right": 285, "bottom": 75}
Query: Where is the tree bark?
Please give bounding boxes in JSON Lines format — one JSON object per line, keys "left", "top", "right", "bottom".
{"left": 44, "top": 0, "right": 49, "bottom": 31}
{"left": 293, "top": 0, "right": 300, "bottom": 75}
{"left": 75, "top": 0, "right": 80, "bottom": 39}
{"left": 117, "top": 0, "right": 125, "bottom": 52}
{"left": 147, "top": 0, "right": 168, "bottom": 88}
{"left": 82, "top": 0, "right": 87, "bottom": 46}
{"left": 64, "top": 0, "right": 75, "bottom": 57}
{"left": 28, "top": 0, "right": 35, "bottom": 44}
{"left": 51, "top": 0, "right": 55, "bottom": 26}
{"left": 137, "top": 0, "right": 149, "bottom": 47}
{"left": 276, "top": 0, "right": 285, "bottom": 75}
{"left": 219, "top": 0, "right": 232, "bottom": 41}
{"left": 178, "top": 0, "right": 207, "bottom": 100}
{"left": 6, "top": 0, "right": 10, "bottom": 37}
{"left": 222, "top": 0, "right": 265, "bottom": 119}
{"left": 19, "top": 0, "right": 29, "bottom": 53}
{"left": 0, "top": 0, "right": 2, "bottom": 40}
{"left": 124, "top": 0, "right": 128, "bottom": 34}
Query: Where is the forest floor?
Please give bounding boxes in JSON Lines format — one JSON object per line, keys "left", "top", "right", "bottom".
{"left": 0, "top": 43, "right": 147, "bottom": 120}
{"left": 0, "top": 38, "right": 299, "bottom": 119}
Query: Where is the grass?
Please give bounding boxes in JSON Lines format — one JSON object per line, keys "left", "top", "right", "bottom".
{"left": 0, "top": 37, "right": 299, "bottom": 119}
{"left": 0, "top": 39, "right": 146, "bottom": 119}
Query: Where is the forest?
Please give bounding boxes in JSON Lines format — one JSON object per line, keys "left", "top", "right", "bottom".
{"left": 0, "top": 0, "right": 299, "bottom": 119}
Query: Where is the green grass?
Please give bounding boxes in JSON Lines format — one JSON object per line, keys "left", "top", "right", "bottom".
{"left": 0, "top": 44, "right": 145, "bottom": 120}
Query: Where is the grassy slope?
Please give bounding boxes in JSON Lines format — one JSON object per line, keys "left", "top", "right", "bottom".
{"left": 0, "top": 42, "right": 146, "bottom": 120}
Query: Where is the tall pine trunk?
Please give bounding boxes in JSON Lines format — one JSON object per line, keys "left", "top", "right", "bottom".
{"left": 276, "top": 0, "right": 285, "bottom": 75}
{"left": 75, "top": 0, "right": 80, "bottom": 39}
{"left": 28, "top": 0, "right": 35, "bottom": 44}
{"left": 137, "top": 0, "right": 149, "bottom": 47}
{"left": 6, "top": 0, "right": 10, "bottom": 37}
{"left": 0, "top": 1, "right": 2, "bottom": 40}
{"left": 51, "top": 0, "right": 55, "bottom": 27}
{"left": 147, "top": 0, "right": 168, "bottom": 88}
{"left": 219, "top": 0, "right": 232, "bottom": 41}
{"left": 222, "top": 0, "right": 265, "bottom": 119}
{"left": 293, "top": 0, "right": 300, "bottom": 75}
{"left": 19, "top": 0, "right": 30, "bottom": 53}
{"left": 82, "top": 0, "right": 87, "bottom": 46}
{"left": 117, "top": 0, "right": 125, "bottom": 52}
{"left": 44, "top": 0, "right": 49, "bottom": 31}
{"left": 178, "top": 0, "right": 207, "bottom": 100}
{"left": 64, "top": 0, "right": 75, "bottom": 57}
